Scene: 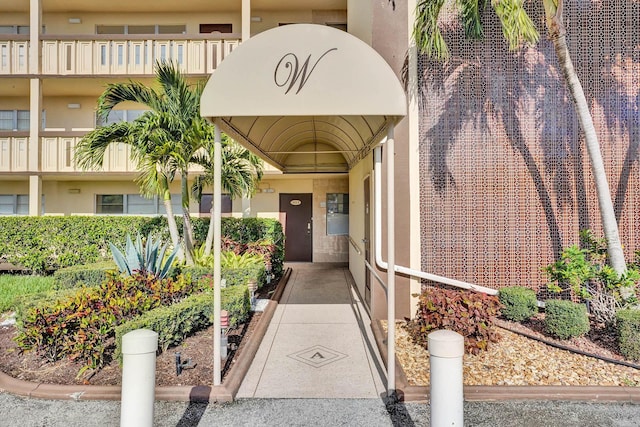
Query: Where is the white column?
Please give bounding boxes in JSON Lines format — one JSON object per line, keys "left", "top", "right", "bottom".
{"left": 213, "top": 124, "right": 222, "bottom": 385}
{"left": 429, "top": 330, "right": 464, "bottom": 426}
{"left": 241, "top": 0, "right": 251, "bottom": 42}
{"left": 242, "top": 196, "right": 251, "bottom": 218}
{"left": 386, "top": 125, "right": 396, "bottom": 397}
{"left": 29, "top": 175, "right": 41, "bottom": 216}
{"left": 29, "top": 0, "right": 41, "bottom": 74}
{"left": 120, "top": 329, "right": 158, "bottom": 427}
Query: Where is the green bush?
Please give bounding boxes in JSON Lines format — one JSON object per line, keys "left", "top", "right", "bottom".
{"left": 53, "top": 261, "right": 117, "bottom": 289}
{"left": 405, "top": 287, "right": 502, "bottom": 354}
{"left": 616, "top": 309, "right": 640, "bottom": 361}
{"left": 544, "top": 299, "right": 590, "bottom": 339}
{"left": 114, "top": 285, "right": 250, "bottom": 362}
{"left": 180, "top": 264, "right": 266, "bottom": 289}
{"left": 0, "top": 216, "right": 284, "bottom": 275}
{"left": 498, "top": 286, "right": 538, "bottom": 322}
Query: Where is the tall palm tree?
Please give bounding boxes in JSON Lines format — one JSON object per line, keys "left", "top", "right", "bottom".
{"left": 414, "top": 0, "right": 628, "bottom": 276}
{"left": 75, "top": 61, "right": 204, "bottom": 264}
{"left": 191, "top": 132, "right": 264, "bottom": 256}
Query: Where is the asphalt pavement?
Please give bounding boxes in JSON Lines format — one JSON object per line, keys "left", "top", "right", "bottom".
{"left": 2, "top": 392, "right": 640, "bottom": 427}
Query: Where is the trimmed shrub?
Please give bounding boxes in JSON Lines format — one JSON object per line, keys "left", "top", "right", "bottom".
{"left": 405, "top": 287, "right": 502, "bottom": 354}
{"left": 53, "top": 261, "right": 117, "bottom": 289}
{"left": 114, "top": 285, "right": 250, "bottom": 362}
{"left": 616, "top": 309, "right": 640, "bottom": 361}
{"left": 180, "top": 265, "right": 267, "bottom": 289}
{"left": 0, "top": 216, "right": 284, "bottom": 275}
{"left": 544, "top": 299, "right": 590, "bottom": 339}
{"left": 498, "top": 286, "right": 538, "bottom": 322}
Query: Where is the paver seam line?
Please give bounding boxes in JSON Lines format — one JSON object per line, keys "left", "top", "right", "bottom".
{"left": 246, "top": 268, "right": 297, "bottom": 397}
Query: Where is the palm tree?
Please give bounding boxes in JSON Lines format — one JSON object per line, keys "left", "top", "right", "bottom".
{"left": 191, "top": 132, "right": 264, "bottom": 256}
{"left": 413, "top": 0, "right": 628, "bottom": 276}
{"left": 75, "top": 61, "right": 204, "bottom": 264}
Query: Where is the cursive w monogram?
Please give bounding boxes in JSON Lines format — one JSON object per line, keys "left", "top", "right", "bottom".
{"left": 273, "top": 48, "right": 337, "bottom": 95}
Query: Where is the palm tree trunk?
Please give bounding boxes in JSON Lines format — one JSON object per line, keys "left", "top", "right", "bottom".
{"left": 204, "top": 203, "right": 215, "bottom": 256}
{"left": 162, "top": 192, "right": 183, "bottom": 261}
{"left": 181, "top": 173, "right": 195, "bottom": 266}
{"left": 548, "top": 11, "right": 627, "bottom": 275}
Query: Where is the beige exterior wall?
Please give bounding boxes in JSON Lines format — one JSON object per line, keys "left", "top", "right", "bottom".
{"left": 347, "top": 153, "right": 371, "bottom": 300}
{"left": 347, "top": 0, "right": 372, "bottom": 45}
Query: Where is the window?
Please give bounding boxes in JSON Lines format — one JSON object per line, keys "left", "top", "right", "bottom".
{"left": 0, "top": 194, "right": 40, "bottom": 215}
{"left": 0, "top": 110, "right": 29, "bottom": 131}
{"left": 199, "top": 194, "right": 232, "bottom": 215}
{"left": 326, "top": 193, "right": 349, "bottom": 235}
{"left": 0, "top": 25, "right": 39, "bottom": 35}
{"left": 96, "top": 194, "right": 181, "bottom": 215}
{"left": 96, "top": 25, "right": 186, "bottom": 35}
{"left": 97, "top": 109, "right": 147, "bottom": 127}
{"left": 199, "top": 24, "right": 233, "bottom": 34}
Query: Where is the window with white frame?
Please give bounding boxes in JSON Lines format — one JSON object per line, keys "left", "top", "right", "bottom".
{"left": 0, "top": 110, "right": 46, "bottom": 131}
{"left": 0, "top": 194, "right": 42, "bottom": 215}
{"left": 96, "top": 25, "right": 186, "bottom": 35}
{"left": 96, "top": 194, "right": 182, "bottom": 215}
{"left": 96, "top": 110, "right": 147, "bottom": 127}
{"left": 0, "top": 25, "right": 43, "bottom": 35}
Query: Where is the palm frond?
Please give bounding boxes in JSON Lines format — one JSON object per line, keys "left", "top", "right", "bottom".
{"left": 414, "top": 0, "right": 450, "bottom": 60}
{"left": 74, "top": 122, "right": 133, "bottom": 170}
{"left": 491, "top": 0, "right": 539, "bottom": 50}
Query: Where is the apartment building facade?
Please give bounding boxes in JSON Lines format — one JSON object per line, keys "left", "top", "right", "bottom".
{"left": 0, "top": 1, "right": 422, "bottom": 320}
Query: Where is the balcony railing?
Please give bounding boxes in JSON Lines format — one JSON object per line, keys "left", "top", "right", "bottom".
{"left": 0, "top": 35, "right": 240, "bottom": 76}
{"left": 0, "top": 134, "right": 209, "bottom": 174}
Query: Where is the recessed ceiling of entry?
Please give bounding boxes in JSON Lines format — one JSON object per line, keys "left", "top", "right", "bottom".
{"left": 201, "top": 24, "right": 406, "bottom": 173}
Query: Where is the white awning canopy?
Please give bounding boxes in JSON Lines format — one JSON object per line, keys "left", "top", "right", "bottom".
{"left": 200, "top": 23, "right": 406, "bottom": 173}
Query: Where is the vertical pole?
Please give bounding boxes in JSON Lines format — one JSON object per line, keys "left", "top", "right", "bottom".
{"left": 213, "top": 124, "right": 222, "bottom": 385}
{"left": 429, "top": 330, "right": 464, "bottom": 426}
{"left": 29, "top": 0, "right": 41, "bottom": 75}
{"left": 241, "top": 0, "right": 251, "bottom": 42}
{"left": 120, "top": 329, "right": 158, "bottom": 427}
{"left": 386, "top": 125, "right": 396, "bottom": 397}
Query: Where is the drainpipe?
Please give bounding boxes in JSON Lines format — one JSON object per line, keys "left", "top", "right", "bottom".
{"left": 372, "top": 145, "right": 498, "bottom": 296}
{"left": 385, "top": 126, "right": 396, "bottom": 398}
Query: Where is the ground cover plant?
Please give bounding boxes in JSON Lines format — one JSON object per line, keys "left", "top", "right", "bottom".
{"left": 0, "top": 274, "right": 56, "bottom": 313}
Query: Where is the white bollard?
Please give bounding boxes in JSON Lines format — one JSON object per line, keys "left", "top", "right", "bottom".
{"left": 120, "top": 329, "right": 158, "bottom": 427}
{"left": 429, "top": 330, "right": 464, "bottom": 427}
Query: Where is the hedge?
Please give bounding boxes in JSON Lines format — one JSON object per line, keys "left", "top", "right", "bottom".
{"left": 53, "top": 261, "right": 117, "bottom": 289}
{"left": 498, "top": 286, "right": 538, "bottom": 322}
{"left": 616, "top": 309, "right": 640, "bottom": 361}
{"left": 0, "top": 216, "right": 284, "bottom": 275}
{"left": 114, "top": 285, "right": 250, "bottom": 362}
{"left": 180, "top": 265, "right": 266, "bottom": 289}
{"left": 544, "top": 299, "right": 590, "bottom": 339}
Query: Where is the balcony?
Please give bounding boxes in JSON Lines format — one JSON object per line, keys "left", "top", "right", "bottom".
{"left": 0, "top": 34, "right": 240, "bottom": 76}
{"left": 0, "top": 134, "right": 216, "bottom": 174}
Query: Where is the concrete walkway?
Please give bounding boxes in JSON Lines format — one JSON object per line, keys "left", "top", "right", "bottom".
{"left": 238, "top": 263, "right": 386, "bottom": 399}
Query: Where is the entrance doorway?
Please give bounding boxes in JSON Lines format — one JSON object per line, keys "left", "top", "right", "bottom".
{"left": 280, "top": 193, "right": 313, "bottom": 262}
{"left": 364, "top": 177, "right": 371, "bottom": 309}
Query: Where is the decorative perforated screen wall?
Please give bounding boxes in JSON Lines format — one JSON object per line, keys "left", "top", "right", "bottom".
{"left": 418, "top": 0, "right": 640, "bottom": 299}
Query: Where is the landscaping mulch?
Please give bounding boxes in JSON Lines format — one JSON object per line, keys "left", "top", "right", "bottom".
{"left": 386, "top": 319, "right": 640, "bottom": 387}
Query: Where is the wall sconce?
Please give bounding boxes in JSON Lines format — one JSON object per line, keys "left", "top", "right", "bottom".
{"left": 262, "top": 188, "right": 275, "bottom": 193}
{"left": 68, "top": 188, "right": 81, "bottom": 194}
{"left": 250, "top": 16, "right": 262, "bottom": 22}
{"left": 68, "top": 18, "right": 82, "bottom": 24}
{"left": 67, "top": 103, "right": 81, "bottom": 109}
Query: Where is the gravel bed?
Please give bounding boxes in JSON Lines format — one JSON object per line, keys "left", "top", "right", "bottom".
{"left": 385, "top": 321, "right": 640, "bottom": 387}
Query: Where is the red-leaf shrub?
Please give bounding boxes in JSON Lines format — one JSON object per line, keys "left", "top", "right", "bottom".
{"left": 405, "top": 287, "right": 502, "bottom": 354}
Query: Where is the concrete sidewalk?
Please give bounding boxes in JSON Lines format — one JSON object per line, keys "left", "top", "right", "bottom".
{"left": 238, "top": 263, "right": 386, "bottom": 398}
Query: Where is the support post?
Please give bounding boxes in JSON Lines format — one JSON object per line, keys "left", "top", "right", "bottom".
{"left": 386, "top": 125, "right": 396, "bottom": 397}
{"left": 241, "top": 0, "right": 251, "bottom": 42}
{"left": 429, "top": 330, "right": 464, "bottom": 427}
{"left": 213, "top": 124, "right": 222, "bottom": 385}
{"left": 120, "top": 329, "right": 158, "bottom": 427}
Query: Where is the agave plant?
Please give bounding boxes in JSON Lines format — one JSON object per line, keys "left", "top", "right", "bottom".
{"left": 109, "top": 232, "right": 179, "bottom": 279}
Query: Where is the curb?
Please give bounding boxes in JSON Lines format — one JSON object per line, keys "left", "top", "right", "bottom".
{"left": 370, "top": 319, "right": 640, "bottom": 403}
{"left": 0, "top": 269, "right": 291, "bottom": 402}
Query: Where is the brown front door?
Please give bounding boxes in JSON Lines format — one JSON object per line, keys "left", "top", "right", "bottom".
{"left": 280, "top": 193, "right": 312, "bottom": 262}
